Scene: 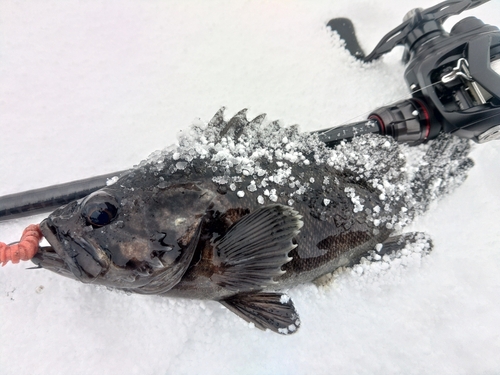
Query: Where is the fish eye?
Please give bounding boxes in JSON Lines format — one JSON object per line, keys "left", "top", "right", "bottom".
{"left": 81, "top": 191, "right": 119, "bottom": 227}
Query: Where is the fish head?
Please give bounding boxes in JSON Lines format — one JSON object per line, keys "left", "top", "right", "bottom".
{"left": 34, "top": 179, "right": 214, "bottom": 293}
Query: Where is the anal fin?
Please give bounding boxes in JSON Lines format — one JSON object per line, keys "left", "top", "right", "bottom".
{"left": 220, "top": 292, "right": 300, "bottom": 335}
{"left": 378, "top": 232, "right": 433, "bottom": 256}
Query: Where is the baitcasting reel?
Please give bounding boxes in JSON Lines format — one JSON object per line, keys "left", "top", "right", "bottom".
{"left": 317, "top": 0, "right": 500, "bottom": 146}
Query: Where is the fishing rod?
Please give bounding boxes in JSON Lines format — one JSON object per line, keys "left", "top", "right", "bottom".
{"left": 0, "top": 171, "right": 130, "bottom": 221}
{"left": 1, "top": 0, "right": 499, "bottom": 221}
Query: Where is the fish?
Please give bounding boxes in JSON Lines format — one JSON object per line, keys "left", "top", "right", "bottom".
{"left": 32, "top": 108, "right": 473, "bottom": 334}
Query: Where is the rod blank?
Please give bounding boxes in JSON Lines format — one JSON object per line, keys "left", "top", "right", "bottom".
{"left": 0, "top": 170, "right": 128, "bottom": 221}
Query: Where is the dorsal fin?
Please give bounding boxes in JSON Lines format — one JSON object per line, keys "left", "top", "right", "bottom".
{"left": 219, "top": 108, "right": 249, "bottom": 138}
{"left": 207, "top": 107, "right": 226, "bottom": 130}
{"left": 213, "top": 108, "right": 267, "bottom": 141}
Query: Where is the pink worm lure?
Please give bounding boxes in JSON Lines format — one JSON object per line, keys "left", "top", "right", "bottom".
{"left": 0, "top": 224, "right": 43, "bottom": 266}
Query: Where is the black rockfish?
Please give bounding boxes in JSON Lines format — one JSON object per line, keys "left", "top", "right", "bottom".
{"left": 32, "top": 108, "right": 473, "bottom": 334}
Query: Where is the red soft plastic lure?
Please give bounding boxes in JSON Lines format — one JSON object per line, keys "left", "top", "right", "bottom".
{"left": 0, "top": 224, "right": 43, "bottom": 266}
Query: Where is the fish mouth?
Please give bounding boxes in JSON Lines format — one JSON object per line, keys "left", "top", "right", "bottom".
{"left": 34, "top": 219, "right": 109, "bottom": 281}
{"left": 38, "top": 219, "right": 66, "bottom": 259}
{"left": 32, "top": 219, "right": 75, "bottom": 279}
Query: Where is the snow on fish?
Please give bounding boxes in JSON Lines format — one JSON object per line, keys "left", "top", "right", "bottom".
{"left": 31, "top": 108, "right": 473, "bottom": 334}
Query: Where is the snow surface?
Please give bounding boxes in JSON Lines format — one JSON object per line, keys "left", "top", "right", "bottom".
{"left": 1, "top": 1, "right": 500, "bottom": 374}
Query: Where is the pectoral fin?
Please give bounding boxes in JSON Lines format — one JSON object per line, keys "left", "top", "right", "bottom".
{"left": 220, "top": 292, "right": 300, "bottom": 334}
{"left": 211, "top": 204, "right": 303, "bottom": 292}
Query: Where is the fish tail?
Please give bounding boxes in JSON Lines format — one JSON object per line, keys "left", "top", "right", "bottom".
{"left": 410, "top": 133, "right": 473, "bottom": 216}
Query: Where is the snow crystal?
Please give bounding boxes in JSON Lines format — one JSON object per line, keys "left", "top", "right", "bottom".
{"left": 268, "top": 189, "right": 278, "bottom": 202}
{"left": 106, "top": 176, "right": 119, "bottom": 186}
{"left": 247, "top": 181, "right": 257, "bottom": 192}
{"left": 280, "top": 294, "right": 290, "bottom": 304}
{"left": 344, "top": 187, "right": 364, "bottom": 213}
{"left": 237, "top": 190, "right": 245, "bottom": 198}
{"left": 176, "top": 161, "right": 188, "bottom": 170}
{"left": 212, "top": 176, "right": 228, "bottom": 185}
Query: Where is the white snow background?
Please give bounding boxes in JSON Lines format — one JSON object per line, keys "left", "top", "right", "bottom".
{"left": 1, "top": 1, "right": 500, "bottom": 374}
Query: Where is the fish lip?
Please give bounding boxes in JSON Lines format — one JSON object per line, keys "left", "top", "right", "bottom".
{"left": 37, "top": 219, "right": 110, "bottom": 280}
{"left": 38, "top": 219, "right": 67, "bottom": 260}
{"left": 31, "top": 219, "right": 71, "bottom": 273}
